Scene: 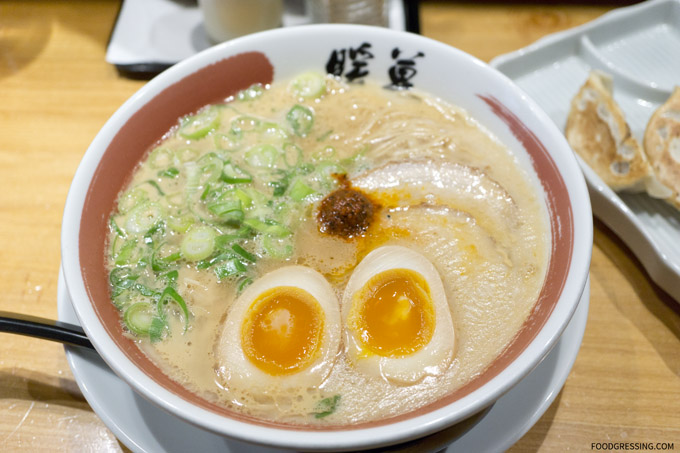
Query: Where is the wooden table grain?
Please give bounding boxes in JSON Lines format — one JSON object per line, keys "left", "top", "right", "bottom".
{"left": 0, "top": 1, "right": 678, "bottom": 451}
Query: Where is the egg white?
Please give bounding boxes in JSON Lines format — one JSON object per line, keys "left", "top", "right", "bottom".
{"left": 216, "top": 265, "right": 341, "bottom": 394}
{"left": 342, "top": 245, "right": 456, "bottom": 384}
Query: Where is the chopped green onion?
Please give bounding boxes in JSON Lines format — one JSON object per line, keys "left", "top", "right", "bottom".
{"left": 272, "top": 184, "right": 287, "bottom": 197}
{"left": 231, "top": 243, "right": 257, "bottom": 263}
{"left": 314, "top": 161, "right": 346, "bottom": 188}
{"left": 152, "top": 243, "right": 181, "bottom": 272}
{"left": 270, "top": 171, "right": 291, "bottom": 197}
{"left": 184, "top": 162, "right": 202, "bottom": 199}
{"left": 117, "top": 186, "right": 150, "bottom": 214}
{"left": 267, "top": 223, "right": 292, "bottom": 238}
{"left": 175, "top": 148, "right": 199, "bottom": 163}
{"left": 214, "top": 131, "right": 241, "bottom": 151}
{"left": 237, "top": 83, "right": 264, "bottom": 101}
{"left": 262, "top": 235, "right": 293, "bottom": 259}
{"left": 163, "top": 270, "right": 179, "bottom": 286}
{"left": 167, "top": 213, "right": 195, "bottom": 233}
{"left": 200, "top": 183, "right": 212, "bottom": 201}
{"left": 143, "top": 180, "right": 165, "bottom": 196}
{"left": 241, "top": 188, "right": 270, "bottom": 219}
{"left": 148, "top": 147, "right": 174, "bottom": 169}
{"left": 197, "top": 251, "right": 231, "bottom": 269}
{"left": 290, "top": 72, "right": 326, "bottom": 98}
{"left": 243, "top": 218, "right": 291, "bottom": 237}
{"left": 181, "top": 225, "right": 216, "bottom": 261}
{"left": 245, "top": 144, "right": 279, "bottom": 168}
{"left": 231, "top": 115, "right": 260, "bottom": 133}
{"left": 207, "top": 187, "right": 249, "bottom": 220}
{"left": 259, "top": 122, "right": 289, "bottom": 144}
{"left": 149, "top": 315, "right": 167, "bottom": 343}
{"left": 215, "top": 227, "right": 252, "bottom": 249}
{"left": 207, "top": 198, "right": 244, "bottom": 224}
{"left": 214, "top": 258, "right": 247, "bottom": 279}
{"left": 136, "top": 255, "right": 149, "bottom": 270}
{"left": 124, "top": 302, "right": 155, "bottom": 336}
{"left": 287, "top": 105, "right": 314, "bottom": 137}
{"left": 231, "top": 188, "right": 253, "bottom": 209}
{"left": 270, "top": 200, "right": 291, "bottom": 219}
{"left": 289, "top": 179, "right": 315, "bottom": 201}
{"left": 133, "top": 282, "right": 160, "bottom": 298}
{"left": 143, "top": 222, "right": 166, "bottom": 245}
{"left": 114, "top": 239, "right": 138, "bottom": 266}
{"left": 197, "top": 152, "right": 224, "bottom": 184}
{"left": 221, "top": 163, "right": 252, "bottom": 184}
{"left": 109, "top": 217, "right": 126, "bottom": 238}
{"left": 237, "top": 276, "right": 253, "bottom": 293}
{"left": 207, "top": 198, "right": 242, "bottom": 216}
{"left": 112, "top": 288, "right": 133, "bottom": 309}
{"left": 192, "top": 185, "right": 234, "bottom": 225}
{"left": 159, "top": 286, "right": 190, "bottom": 331}
{"left": 179, "top": 106, "right": 220, "bottom": 139}
{"left": 313, "top": 395, "right": 341, "bottom": 419}
{"left": 110, "top": 267, "right": 139, "bottom": 290}
{"left": 125, "top": 201, "right": 164, "bottom": 234}
{"left": 158, "top": 167, "right": 180, "bottom": 178}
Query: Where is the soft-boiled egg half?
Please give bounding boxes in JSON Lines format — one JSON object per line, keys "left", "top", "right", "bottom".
{"left": 342, "top": 246, "right": 456, "bottom": 384}
{"left": 216, "top": 266, "right": 341, "bottom": 393}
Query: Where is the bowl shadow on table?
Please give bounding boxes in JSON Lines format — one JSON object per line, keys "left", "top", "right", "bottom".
{"left": 1, "top": 0, "right": 134, "bottom": 80}
{"left": 0, "top": 3, "right": 51, "bottom": 80}
{"left": 593, "top": 217, "right": 680, "bottom": 377}
{"left": 0, "top": 367, "right": 86, "bottom": 409}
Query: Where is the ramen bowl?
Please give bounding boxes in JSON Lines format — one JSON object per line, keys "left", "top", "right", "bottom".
{"left": 61, "top": 24, "right": 592, "bottom": 451}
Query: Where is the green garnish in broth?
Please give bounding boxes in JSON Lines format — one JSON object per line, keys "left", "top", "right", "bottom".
{"left": 287, "top": 104, "right": 315, "bottom": 137}
{"left": 106, "top": 74, "right": 357, "bottom": 340}
{"left": 313, "top": 395, "right": 341, "bottom": 419}
{"left": 289, "top": 72, "right": 326, "bottom": 99}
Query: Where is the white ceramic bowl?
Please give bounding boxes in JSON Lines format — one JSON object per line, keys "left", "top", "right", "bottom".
{"left": 61, "top": 24, "right": 592, "bottom": 451}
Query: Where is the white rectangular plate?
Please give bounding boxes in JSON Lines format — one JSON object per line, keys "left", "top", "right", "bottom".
{"left": 492, "top": 0, "right": 680, "bottom": 303}
{"left": 107, "top": 0, "right": 407, "bottom": 71}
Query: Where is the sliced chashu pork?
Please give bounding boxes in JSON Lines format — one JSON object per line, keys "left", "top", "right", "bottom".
{"left": 351, "top": 159, "right": 520, "bottom": 242}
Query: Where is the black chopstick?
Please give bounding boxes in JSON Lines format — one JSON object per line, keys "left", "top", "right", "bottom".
{"left": 0, "top": 311, "right": 95, "bottom": 349}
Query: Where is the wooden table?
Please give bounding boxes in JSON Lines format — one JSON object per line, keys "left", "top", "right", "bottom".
{"left": 0, "top": 1, "right": 678, "bottom": 451}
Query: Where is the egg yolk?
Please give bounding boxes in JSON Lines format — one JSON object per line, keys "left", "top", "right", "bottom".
{"left": 350, "top": 269, "right": 435, "bottom": 357}
{"left": 241, "top": 287, "right": 325, "bottom": 376}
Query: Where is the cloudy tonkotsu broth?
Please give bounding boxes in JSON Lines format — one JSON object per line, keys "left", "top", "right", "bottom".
{"left": 106, "top": 74, "right": 549, "bottom": 425}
